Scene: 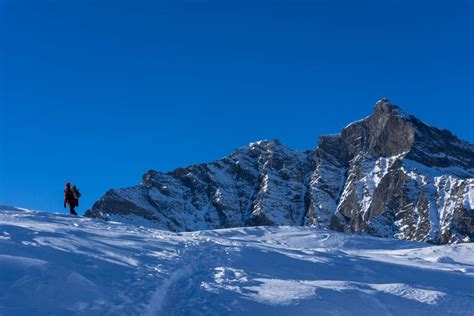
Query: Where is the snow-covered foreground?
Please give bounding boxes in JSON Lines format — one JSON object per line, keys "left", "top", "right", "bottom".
{"left": 0, "top": 206, "right": 473, "bottom": 316}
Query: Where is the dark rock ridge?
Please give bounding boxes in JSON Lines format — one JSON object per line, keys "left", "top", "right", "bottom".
{"left": 86, "top": 99, "right": 474, "bottom": 244}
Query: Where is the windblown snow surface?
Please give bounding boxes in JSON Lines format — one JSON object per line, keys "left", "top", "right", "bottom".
{"left": 0, "top": 206, "right": 473, "bottom": 315}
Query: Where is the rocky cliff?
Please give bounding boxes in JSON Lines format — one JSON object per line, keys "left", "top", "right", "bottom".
{"left": 85, "top": 99, "right": 474, "bottom": 244}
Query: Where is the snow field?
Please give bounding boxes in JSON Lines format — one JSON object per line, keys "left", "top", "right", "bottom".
{"left": 0, "top": 206, "right": 473, "bottom": 315}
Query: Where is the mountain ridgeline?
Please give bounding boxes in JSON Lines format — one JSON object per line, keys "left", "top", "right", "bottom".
{"left": 85, "top": 100, "right": 474, "bottom": 244}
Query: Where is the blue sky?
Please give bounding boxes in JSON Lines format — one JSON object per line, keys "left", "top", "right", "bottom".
{"left": 1, "top": 0, "right": 473, "bottom": 213}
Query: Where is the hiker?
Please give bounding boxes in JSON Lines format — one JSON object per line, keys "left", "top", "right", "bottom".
{"left": 64, "top": 182, "right": 81, "bottom": 215}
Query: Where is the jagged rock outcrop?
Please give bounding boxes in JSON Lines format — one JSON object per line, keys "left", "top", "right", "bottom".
{"left": 86, "top": 99, "right": 474, "bottom": 244}
{"left": 89, "top": 140, "right": 314, "bottom": 231}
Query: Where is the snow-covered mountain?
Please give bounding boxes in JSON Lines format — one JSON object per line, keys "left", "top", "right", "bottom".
{"left": 85, "top": 99, "right": 474, "bottom": 244}
{"left": 1, "top": 206, "right": 473, "bottom": 315}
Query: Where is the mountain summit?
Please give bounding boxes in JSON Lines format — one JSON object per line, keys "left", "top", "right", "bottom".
{"left": 85, "top": 100, "right": 474, "bottom": 244}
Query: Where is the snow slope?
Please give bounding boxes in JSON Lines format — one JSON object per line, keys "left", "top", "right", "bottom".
{"left": 1, "top": 206, "right": 473, "bottom": 315}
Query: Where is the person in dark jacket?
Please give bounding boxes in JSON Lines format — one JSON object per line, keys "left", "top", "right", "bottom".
{"left": 64, "top": 182, "right": 78, "bottom": 215}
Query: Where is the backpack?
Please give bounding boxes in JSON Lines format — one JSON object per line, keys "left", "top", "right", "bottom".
{"left": 72, "top": 186, "right": 82, "bottom": 199}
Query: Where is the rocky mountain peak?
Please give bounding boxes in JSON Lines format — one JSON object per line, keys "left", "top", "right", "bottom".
{"left": 249, "top": 139, "right": 281, "bottom": 148}
{"left": 373, "top": 98, "right": 403, "bottom": 116}
{"left": 341, "top": 99, "right": 414, "bottom": 159}
{"left": 86, "top": 99, "right": 474, "bottom": 244}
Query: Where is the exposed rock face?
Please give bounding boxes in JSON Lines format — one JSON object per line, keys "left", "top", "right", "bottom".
{"left": 89, "top": 140, "right": 314, "bottom": 231}
{"left": 86, "top": 99, "right": 474, "bottom": 244}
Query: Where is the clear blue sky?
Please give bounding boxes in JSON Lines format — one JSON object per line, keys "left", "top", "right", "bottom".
{"left": 1, "top": 0, "right": 473, "bottom": 214}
